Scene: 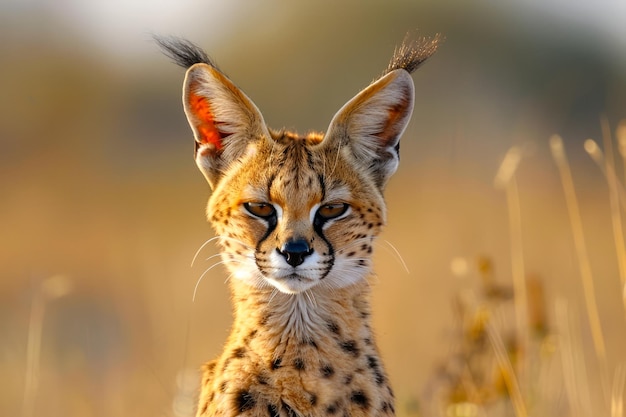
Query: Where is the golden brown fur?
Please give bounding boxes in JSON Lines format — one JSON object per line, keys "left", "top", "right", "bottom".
{"left": 156, "top": 34, "right": 439, "bottom": 416}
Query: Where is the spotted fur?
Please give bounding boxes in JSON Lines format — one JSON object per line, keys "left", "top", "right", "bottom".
{"left": 157, "top": 34, "right": 439, "bottom": 416}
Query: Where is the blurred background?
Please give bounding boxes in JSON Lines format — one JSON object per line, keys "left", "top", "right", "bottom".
{"left": 1, "top": 1, "right": 625, "bottom": 416}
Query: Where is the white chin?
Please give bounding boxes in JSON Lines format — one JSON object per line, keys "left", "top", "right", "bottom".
{"left": 266, "top": 276, "right": 317, "bottom": 294}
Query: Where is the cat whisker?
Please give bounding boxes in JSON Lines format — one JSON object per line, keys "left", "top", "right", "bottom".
{"left": 191, "top": 236, "right": 223, "bottom": 267}
{"left": 223, "top": 272, "right": 237, "bottom": 285}
{"left": 379, "top": 239, "right": 410, "bottom": 274}
{"left": 191, "top": 235, "right": 252, "bottom": 268}
{"left": 193, "top": 261, "right": 231, "bottom": 302}
{"left": 193, "top": 258, "right": 251, "bottom": 302}
{"left": 204, "top": 253, "right": 223, "bottom": 262}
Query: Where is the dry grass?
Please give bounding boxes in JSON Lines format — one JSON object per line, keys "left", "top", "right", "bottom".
{"left": 415, "top": 119, "right": 626, "bottom": 417}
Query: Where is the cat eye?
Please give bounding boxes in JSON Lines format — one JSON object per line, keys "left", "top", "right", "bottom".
{"left": 316, "top": 203, "right": 349, "bottom": 220}
{"left": 244, "top": 202, "right": 276, "bottom": 218}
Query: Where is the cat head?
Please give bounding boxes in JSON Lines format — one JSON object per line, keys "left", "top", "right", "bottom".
{"left": 157, "top": 35, "right": 439, "bottom": 294}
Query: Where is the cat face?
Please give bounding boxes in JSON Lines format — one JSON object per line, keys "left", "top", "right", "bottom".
{"left": 205, "top": 130, "right": 390, "bottom": 294}
{"left": 182, "top": 64, "right": 414, "bottom": 294}
{"left": 151, "top": 34, "right": 439, "bottom": 293}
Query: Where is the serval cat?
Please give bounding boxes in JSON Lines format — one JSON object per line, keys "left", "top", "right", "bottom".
{"left": 156, "top": 34, "right": 440, "bottom": 417}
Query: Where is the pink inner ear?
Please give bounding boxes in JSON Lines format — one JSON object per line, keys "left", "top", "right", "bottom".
{"left": 189, "top": 91, "right": 224, "bottom": 150}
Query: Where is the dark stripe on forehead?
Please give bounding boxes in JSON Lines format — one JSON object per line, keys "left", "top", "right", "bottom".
{"left": 277, "top": 141, "right": 311, "bottom": 188}
{"left": 304, "top": 147, "right": 315, "bottom": 170}
{"left": 266, "top": 140, "right": 325, "bottom": 207}
{"left": 267, "top": 173, "right": 276, "bottom": 196}
{"left": 317, "top": 174, "right": 326, "bottom": 201}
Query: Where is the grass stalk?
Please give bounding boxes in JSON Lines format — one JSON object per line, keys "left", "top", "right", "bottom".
{"left": 591, "top": 117, "right": 626, "bottom": 317}
{"left": 495, "top": 146, "right": 529, "bottom": 384}
{"left": 584, "top": 139, "right": 626, "bottom": 208}
{"left": 555, "top": 298, "right": 593, "bottom": 417}
{"left": 506, "top": 176, "right": 528, "bottom": 380}
{"left": 549, "top": 135, "right": 607, "bottom": 367}
{"left": 587, "top": 136, "right": 626, "bottom": 294}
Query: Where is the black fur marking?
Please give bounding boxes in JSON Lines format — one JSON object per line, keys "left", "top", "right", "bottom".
{"left": 312, "top": 175, "right": 336, "bottom": 280}
{"left": 321, "top": 364, "right": 335, "bottom": 378}
{"left": 153, "top": 35, "right": 216, "bottom": 69}
{"left": 367, "top": 355, "right": 379, "bottom": 369}
{"left": 271, "top": 357, "right": 283, "bottom": 370}
{"left": 350, "top": 391, "right": 370, "bottom": 409}
{"left": 326, "top": 402, "right": 339, "bottom": 414}
{"left": 366, "top": 355, "right": 385, "bottom": 384}
{"left": 340, "top": 340, "right": 360, "bottom": 357}
{"left": 257, "top": 372, "right": 269, "bottom": 385}
{"left": 260, "top": 313, "right": 271, "bottom": 326}
{"left": 232, "top": 347, "right": 246, "bottom": 358}
{"left": 235, "top": 390, "right": 256, "bottom": 412}
{"left": 254, "top": 176, "right": 278, "bottom": 270}
{"left": 244, "top": 329, "right": 258, "bottom": 343}
{"left": 317, "top": 174, "right": 326, "bottom": 201}
{"left": 374, "top": 370, "right": 385, "bottom": 385}
{"left": 327, "top": 321, "right": 340, "bottom": 335}
{"left": 268, "top": 403, "right": 280, "bottom": 417}
{"left": 282, "top": 400, "right": 298, "bottom": 417}
{"left": 293, "top": 357, "right": 305, "bottom": 370}
{"left": 255, "top": 176, "right": 278, "bottom": 248}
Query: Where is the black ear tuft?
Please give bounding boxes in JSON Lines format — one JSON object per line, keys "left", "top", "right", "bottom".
{"left": 384, "top": 32, "right": 443, "bottom": 75}
{"left": 153, "top": 35, "right": 218, "bottom": 69}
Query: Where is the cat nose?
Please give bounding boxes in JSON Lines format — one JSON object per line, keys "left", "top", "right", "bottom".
{"left": 277, "top": 238, "right": 313, "bottom": 267}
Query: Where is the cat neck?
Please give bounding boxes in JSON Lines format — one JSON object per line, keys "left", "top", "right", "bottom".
{"left": 227, "top": 278, "right": 375, "bottom": 355}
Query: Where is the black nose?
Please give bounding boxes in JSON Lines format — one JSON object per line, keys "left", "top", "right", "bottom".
{"left": 277, "top": 239, "right": 313, "bottom": 267}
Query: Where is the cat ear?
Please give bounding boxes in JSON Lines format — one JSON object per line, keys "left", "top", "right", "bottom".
{"left": 324, "top": 69, "right": 414, "bottom": 188}
{"left": 183, "top": 63, "right": 270, "bottom": 189}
